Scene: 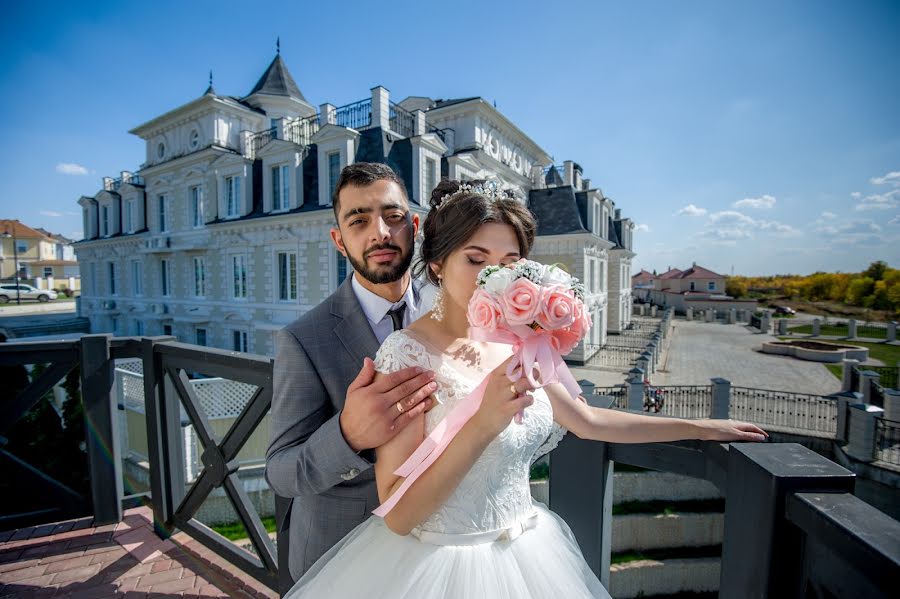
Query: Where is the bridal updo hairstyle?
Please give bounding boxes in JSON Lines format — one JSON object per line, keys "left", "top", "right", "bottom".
{"left": 414, "top": 179, "right": 536, "bottom": 286}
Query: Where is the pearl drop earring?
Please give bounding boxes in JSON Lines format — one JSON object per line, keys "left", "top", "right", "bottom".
{"left": 430, "top": 275, "right": 444, "bottom": 322}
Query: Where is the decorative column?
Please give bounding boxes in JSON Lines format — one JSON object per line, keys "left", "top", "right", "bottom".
{"left": 888, "top": 321, "right": 897, "bottom": 343}
{"left": 812, "top": 319, "right": 821, "bottom": 336}
{"left": 846, "top": 403, "right": 884, "bottom": 462}
{"left": 841, "top": 359, "right": 860, "bottom": 392}
{"left": 882, "top": 389, "right": 900, "bottom": 422}
{"left": 370, "top": 86, "right": 390, "bottom": 130}
{"left": 627, "top": 368, "right": 644, "bottom": 411}
{"left": 848, "top": 319, "right": 858, "bottom": 339}
{"left": 859, "top": 370, "right": 880, "bottom": 405}
{"left": 710, "top": 377, "right": 731, "bottom": 419}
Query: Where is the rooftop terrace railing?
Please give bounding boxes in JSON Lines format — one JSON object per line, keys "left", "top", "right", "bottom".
{"left": 2, "top": 335, "right": 898, "bottom": 597}
{"left": 334, "top": 97, "right": 372, "bottom": 131}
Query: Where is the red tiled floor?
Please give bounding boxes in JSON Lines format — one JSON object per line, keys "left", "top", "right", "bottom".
{"left": 0, "top": 507, "right": 278, "bottom": 598}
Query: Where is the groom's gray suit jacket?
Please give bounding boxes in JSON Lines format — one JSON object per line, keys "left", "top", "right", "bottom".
{"left": 265, "top": 276, "right": 422, "bottom": 582}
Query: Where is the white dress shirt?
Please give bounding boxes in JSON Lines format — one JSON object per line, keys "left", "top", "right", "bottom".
{"left": 351, "top": 274, "right": 429, "bottom": 344}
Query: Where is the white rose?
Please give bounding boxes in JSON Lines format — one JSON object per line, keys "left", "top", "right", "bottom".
{"left": 484, "top": 267, "right": 517, "bottom": 294}
{"left": 542, "top": 265, "right": 571, "bottom": 286}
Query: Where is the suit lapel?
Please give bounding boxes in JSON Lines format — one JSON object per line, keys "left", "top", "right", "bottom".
{"left": 331, "top": 276, "right": 380, "bottom": 368}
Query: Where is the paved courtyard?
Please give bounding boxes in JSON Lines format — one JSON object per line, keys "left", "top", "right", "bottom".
{"left": 651, "top": 319, "right": 842, "bottom": 395}
{"left": 570, "top": 318, "right": 846, "bottom": 396}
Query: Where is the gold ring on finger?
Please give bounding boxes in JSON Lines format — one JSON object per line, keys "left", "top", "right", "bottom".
{"left": 396, "top": 402, "right": 405, "bottom": 414}
{"left": 509, "top": 383, "right": 517, "bottom": 396}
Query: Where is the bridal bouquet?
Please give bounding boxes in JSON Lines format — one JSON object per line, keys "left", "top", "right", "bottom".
{"left": 373, "top": 260, "right": 591, "bottom": 518}
{"left": 468, "top": 260, "right": 590, "bottom": 420}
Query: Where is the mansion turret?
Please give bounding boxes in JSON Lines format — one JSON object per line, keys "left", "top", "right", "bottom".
{"left": 74, "top": 52, "right": 635, "bottom": 361}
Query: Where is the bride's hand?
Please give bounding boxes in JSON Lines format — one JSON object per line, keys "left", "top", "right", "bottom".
{"left": 472, "top": 356, "right": 538, "bottom": 437}
{"left": 696, "top": 419, "right": 769, "bottom": 442}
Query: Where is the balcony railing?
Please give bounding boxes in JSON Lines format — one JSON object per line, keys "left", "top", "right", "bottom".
{"left": 284, "top": 114, "right": 321, "bottom": 148}
{"left": 334, "top": 98, "right": 372, "bottom": 130}
{"left": 389, "top": 102, "right": 415, "bottom": 137}
{"left": 2, "top": 335, "right": 898, "bottom": 598}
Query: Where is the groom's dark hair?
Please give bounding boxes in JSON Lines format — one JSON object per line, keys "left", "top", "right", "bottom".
{"left": 332, "top": 162, "right": 408, "bottom": 222}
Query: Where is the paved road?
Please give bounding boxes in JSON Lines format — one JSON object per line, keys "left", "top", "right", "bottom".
{"left": 652, "top": 319, "right": 842, "bottom": 395}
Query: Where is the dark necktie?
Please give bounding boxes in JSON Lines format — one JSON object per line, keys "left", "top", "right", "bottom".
{"left": 387, "top": 301, "right": 407, "bottom": 331}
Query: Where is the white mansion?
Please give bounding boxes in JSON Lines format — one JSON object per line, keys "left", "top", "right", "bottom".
{"left": 74, "top": 52, "right": 635, "bottom": 362}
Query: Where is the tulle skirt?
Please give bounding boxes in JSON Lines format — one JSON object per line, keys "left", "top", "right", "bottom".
{"left": 284, "top": 501, "right": 610, "bottom": 598}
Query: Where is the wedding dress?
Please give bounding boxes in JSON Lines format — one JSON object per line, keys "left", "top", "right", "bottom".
{"left": 284, "top": 330, "right": 611, "bottom": 598}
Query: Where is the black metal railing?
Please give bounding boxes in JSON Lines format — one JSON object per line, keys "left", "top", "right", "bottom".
{"left": 730, "top": 386, "right": 837, "bottom": 437}
{"left": 334, "top": 98, "right": 372, "bottom": 130}
{"left": 857, "top": 322, "right": 888, "bottom": 339}
{"left": 389, "top": 102, "right": 415, "bottom": 137}
{"left": 284, "top": 114, "right": 320, "bottom": 148}
{"left": 248, "top": 127, "right": 277, "bottom": 157}
{"left": 653, "top": 385, "right": 713, "bottom": 418}
{"left": 869, "top": 366, "right": 899, "bottom": 390}
{"left": 875, "top": 418, "right": 900, "bottom": 466}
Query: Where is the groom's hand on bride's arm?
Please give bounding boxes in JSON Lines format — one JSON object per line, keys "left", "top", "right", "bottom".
{"left": 339, "top": 357, "right": 438, "bottom": 453}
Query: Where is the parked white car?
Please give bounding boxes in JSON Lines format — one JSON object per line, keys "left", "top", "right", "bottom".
{"left": 0, "top": 284, "right": 58, "bottom": 303}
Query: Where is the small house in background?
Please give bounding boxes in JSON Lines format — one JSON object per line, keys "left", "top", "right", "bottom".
{"left": 0, "top": 220, "right": 80, "bottom": 293}
{"left": 638, "top": 262, "right": 756, "bottom": 314}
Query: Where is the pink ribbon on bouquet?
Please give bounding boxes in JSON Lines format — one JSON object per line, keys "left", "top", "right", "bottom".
{"left": 372, "top": 325, "right": 580, "bottom": 518}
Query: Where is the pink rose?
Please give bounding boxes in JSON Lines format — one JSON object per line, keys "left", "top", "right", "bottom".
{"left": 554, "top": 299, "right": 591, "bottom": 355}
{"left": 467, "top": 289, "right": 503, "bottom": 331}
{"left": 537, "top": 285, "right": 577, "bottom": 330}
{"left": 553, "top": 327, "right": 581, "bottom": 355}
{"left": 500, "top": 277, "right": 544, "bottom": 326}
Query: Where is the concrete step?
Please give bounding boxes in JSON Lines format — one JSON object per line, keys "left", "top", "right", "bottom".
{"left": 610, "top": 557, "right": 720, "bottom": 599}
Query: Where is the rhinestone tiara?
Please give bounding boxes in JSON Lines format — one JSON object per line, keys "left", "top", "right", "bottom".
{"left": 438, "top": 181, "right": 505, "bottom": 210}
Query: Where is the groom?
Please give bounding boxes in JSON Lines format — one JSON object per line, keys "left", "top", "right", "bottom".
{"left": 265, "top": 162, "right": 437, "bottom": 584}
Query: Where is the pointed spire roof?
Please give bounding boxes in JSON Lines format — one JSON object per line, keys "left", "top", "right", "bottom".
{"left": 204, "top": 69, "right": 216, "bottom": 96}
{"left": 246, "top": 54, "right": 306, "bottom": 102}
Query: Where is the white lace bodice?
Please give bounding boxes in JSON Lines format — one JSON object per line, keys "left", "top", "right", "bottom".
{"left": 374, "top": 330, "right": 567, "bottom": 536}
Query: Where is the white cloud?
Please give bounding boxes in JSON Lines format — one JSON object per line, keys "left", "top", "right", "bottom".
{"left": 56, "top": 162, "right": 89, "bottom": 175}
{"left": 887, "top": 215, "right": 900, "bottom": 226}
{"left": 40, "top": 210, "right": 62, "bottom": 217}
{"left": 733, "top": 194, "right": 776, "bottom": 210}
{"left": 820, "top": 211, "right": 836, "bottom": 219}
{"left": 855, "top": 189, "right": 900, "bottom": 211}
{"left": 816, "top": 219, "right": 887, "bottom": 247}
{"left": 850, "top": 191, "right": 861, "bottom": 199}
{"left": 676, "top": 204, "right": 707, "bottom": 217}
{"left": 709, "top": 210, "right": 756, "bottom": 226}
{"left": 870, "top": 171, "right": 900, "bottom": 186}
{"left": 634, "top": 224, "right": 650, "bottom": 232}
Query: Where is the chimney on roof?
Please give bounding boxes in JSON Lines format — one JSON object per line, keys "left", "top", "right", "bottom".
{"left": 615, "top": 208, "right": 622, "bottom": 219}
{"left": 692, "top": 261, "right": 697, "bottom": 267}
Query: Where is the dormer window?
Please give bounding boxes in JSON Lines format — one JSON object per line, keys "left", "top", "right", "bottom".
{"left": 272, "top": 164, "right": 290, "bottom": 211}
{"left": 101, "top": 206, "right": 110, "bottom": 236}
{"left": 157, "top": 142, "right": 166, "bottom": 160}
{"left": 189, "top": 130, "right": 200, "bottom": 150}
{"left": 226, "top": 176, "right": 241, "bottom": 217}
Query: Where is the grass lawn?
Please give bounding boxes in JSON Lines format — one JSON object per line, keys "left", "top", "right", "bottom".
{"left": 611, "top": 545, "right": 722, "bottom": 565}
{"left": 787, "top": 323, "right": 887, "bottom": 339}
{"left": 211, "top": 516, "right": 277, "bottom": 541}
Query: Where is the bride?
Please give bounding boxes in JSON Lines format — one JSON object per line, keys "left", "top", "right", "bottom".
{"left": 285, "top": 180, "right": 768, "bottom": 598}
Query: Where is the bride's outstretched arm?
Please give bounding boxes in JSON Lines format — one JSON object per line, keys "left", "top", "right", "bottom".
{"left": 375, "top": 356, "right": 536, "bottom": 536}
{"left": 543, "top": 382, "right": 768, "bottom": 444}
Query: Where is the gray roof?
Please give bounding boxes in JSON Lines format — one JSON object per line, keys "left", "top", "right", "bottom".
{"left": 528, "top": 187, "right": 589, "bottom": 236}
{"left": 430, "top": 97, "right": 480, "bottom": 110}
{"left": 246, "top": 55, "right": 307, "bottom": 102}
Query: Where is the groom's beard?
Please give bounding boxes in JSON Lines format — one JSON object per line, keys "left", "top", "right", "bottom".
{"left": 347, "top": 240, "right": 414, "bottom": 285}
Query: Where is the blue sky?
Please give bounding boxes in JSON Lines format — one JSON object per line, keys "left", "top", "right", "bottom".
{"left": 1, "top": 0, "right": 898, "bottom": 276}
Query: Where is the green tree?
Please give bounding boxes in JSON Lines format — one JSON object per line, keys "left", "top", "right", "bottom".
{"left": 864, "top": 260, "right": 888, "bottom": 281}
{"left": 845, "top": 277, "right": 875, "bottom": 306}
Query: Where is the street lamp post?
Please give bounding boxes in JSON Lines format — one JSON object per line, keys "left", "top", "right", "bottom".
{"left": 2, "top": 226, "right": 22, "bottom": 305}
